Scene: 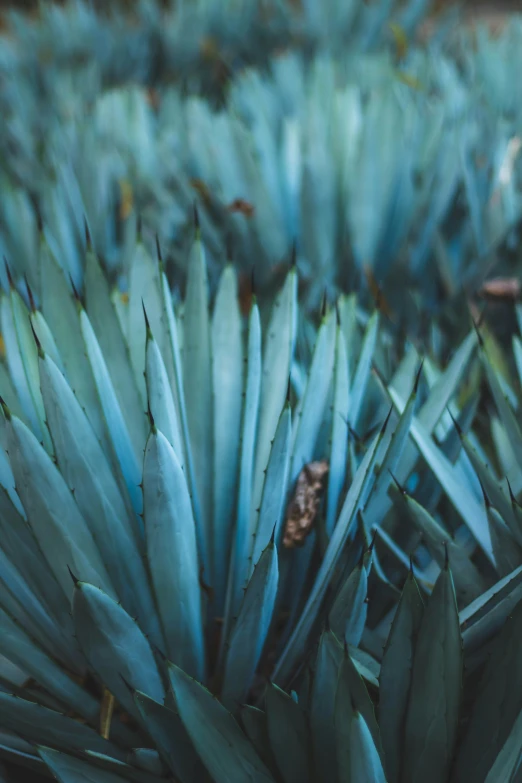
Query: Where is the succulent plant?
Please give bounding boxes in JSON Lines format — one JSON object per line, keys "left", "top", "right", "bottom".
{"left": 0, "top": 222, "right": 520, "bottom": 782}
{"left": 2, "top": 2, "right": 522, "bottom": 322}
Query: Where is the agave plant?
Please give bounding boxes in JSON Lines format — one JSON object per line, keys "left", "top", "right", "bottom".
{"left": 2, "top": 0, "right": 522, "bottom": 321}
{"left": 0, "top": 217, "right": 521, "bottom": 782}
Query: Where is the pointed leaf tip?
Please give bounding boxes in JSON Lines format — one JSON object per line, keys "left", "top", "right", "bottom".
{"left": 84, "top": 217, "right": 92, "bottom": 249}
{"left": 142, "top": 299, "right": 152, "bottom": 338}
{"left": 69, "top": 275, "right": 81, "bottom": 304}
{"left": 31, "top": 195, "right": 43, "bottom": 233}
{"left": 507, "top": 477, "right": 518, "bottom": 506}
{"left": 291, "top": 239, "right": 297, "bottom": 267}
{"left": 155, "top": 235, "right": 162, "bottom": 263}
{"left": 321, "top": 290, "right": 328, "bottom": 318}
{"left": 368, "top": 528, "right": 378, "bottom": 553}
{"left": 25, "top": 276, "right": 36, "bottom": 311}
{"left": 146, "top": 399, "right": 156, "bottom": 433}
{"left": 4, "top": 257, "right": 14, "bottom": 289}
{"left": 478, "top": 479, "right": 491, "bottom": 509}
{"left": 381, "top": 406, "right": 393, "bottom": 434}
{"left": 388, "top": 469, "right": 406, "bottom": 495}
{"left": 0, "top": 395, "right": 11, "bottom": 421}
{"left": 119, "top": 674, "right": 136, "bottom": 696}
{"left": 30, "top": 320, "right": 44, "bottom": 358}
{"left": 443, "top": 541, "right": 449, "bottom": 569}
{"left": 413, "top": 359, "right": 424, "bottom": 393}
{"left": 67, "top": 565, "right": 80, "bottom": 586}
{"left": 446, "top": 406, "right": 463, "bottom": 437}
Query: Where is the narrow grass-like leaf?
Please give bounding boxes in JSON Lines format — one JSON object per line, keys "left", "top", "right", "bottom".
{"left": 222, "top": 542, "right": 278, "bottom": 710}
{"left": 266, "top": 683, "right": 312, "bottom": 783}
{"left": 143, "top": 429, "right": 205, "bottom": 681}
{"left": 403, "top": 563, "right": 462, "bottom": 783}
{"left": 212, "top": 266, "right": 243, "bottom": 608}
{"left": 379, "top": 569, "right": 424, "bottom": 783}
{"left": 73, "top": 582, "right": 165, "bottom": 721}
{"left": 168, "top": 663, "right": 275, "bottom": 783}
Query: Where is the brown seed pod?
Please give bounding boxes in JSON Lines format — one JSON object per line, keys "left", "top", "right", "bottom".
{"left": 283, "top": 461, "right": 329, "bottom": 549}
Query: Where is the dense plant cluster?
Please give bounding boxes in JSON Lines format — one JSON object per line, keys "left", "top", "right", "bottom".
{"left": 0, "top": 1, "right": 522, "bottom": 782}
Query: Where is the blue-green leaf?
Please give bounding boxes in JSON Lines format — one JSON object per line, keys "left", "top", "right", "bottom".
{"left": 142, "top": 429, "right": 205, "bottom": 681}
{"left": 168, "top": 663, "right": 275, "bottom": 783}
{"left": 222, "top": 542, "right": 278, "bottom": 710}
{"left": 329, "top": 563, "right": 368, "bottom": 647}
{"left": 183, "top": 236, "right": 213, "bottom": 564}
{"left": 310, "top": 631, "right": 343, "bottom": 783}
{"left": 379, "top": 569, "right": 424, "bottom": 783}
{"left": 133, "top": 690, "right": 204, "bottom": 783}
{"left": 251, "top": 270, "right": 297, "bottom": 555}
{"left": 266, "top": 683, "right": 312, "bottom": 783}
{"left": 6, "top": 414, "right": 115, "bottom": 602}
{"left": 72, "top": 582, "right": 165, "bottom": 722}
{"left": 485, "top": 707, "right": 522, "bottom": 783}
{"left": 452, "top": 596, "right": 522, "bottom": 783}
{"left": 212, "top": 266, "right": 243, "bottom": 608}
{"left": 403, "top": 563, "right": 462, "bottom": 783}
{"left": 0, "top": 694, "right": 123, "bottom": 760}
{"left": 40, "top": 353, "right": 161, "bottom": 647}
{"left": 350, "top": 712, "right": 387, "bottom": 783}
{"left": 80, "top": 309, "right": 143, "bottom": 519}
{"left": 326, "top": 327, "right": 350, "bottom": 536}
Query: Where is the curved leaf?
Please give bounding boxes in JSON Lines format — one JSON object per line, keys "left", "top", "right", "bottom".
{"left": 403, "top": 563, "right": 462, "bottom": 783}
{"left": 379, "top": 569, "right": 424, "bottom": 783}
{"left": 72, "top": 582, "right": 165, "bottom": 721}
{"left": 222, "top": 542, "right": 278, "bottom": 710}
{"left": 168, "top": 663, "right": 275, "bottom": 783}
{"left": 142, "top": 428, "right": 205, "bottom": 681}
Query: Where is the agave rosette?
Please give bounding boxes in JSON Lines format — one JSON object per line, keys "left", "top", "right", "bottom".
{"left": 0, "top": 220, "right": 520, "bottom": 781}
